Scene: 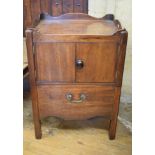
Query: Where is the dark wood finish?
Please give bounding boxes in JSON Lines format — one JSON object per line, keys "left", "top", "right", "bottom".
{"left": 115, "top": 31, "right": 128, "bottom": 86}
{"left": 50, "top": 0, "right": 88, "bottom": 15}
{"left": 23, "top": 0, "right": 32, "bottom": 35}
{"left": 26, "top": 13, "right": 128, "bottom": 140}
{"left": 35, "top": 43, "right": 75, "bottom": 82}
{"left": 31, "top": 0, "right": 41, "bottom": 24}
{"left": 63, "top": 0, "right": 74, "bottom": 13}
{"left": 37, "top": 85, "right": 114, "bottom": 119}
{"left": 83, "top": 0, "right": 88, "bottom": 13}
{"left": 40, "top": 0, "right": 51, "bottom": 13}
{"left": 74, "top": 0, "right": 83, "bottom": 12}
{"left": 26, "top": 30, "right": 42, "bottom": 139}
{"left": 76, "top": 43, "right": 118, "bottom": 82}
{"left": 34, "top": 13, "right": 121, "bottom": 35}
{"left": 109, "top": 87, "right": 121, "bottom": 140}
{"left": 51, "top": 0, "right": 63, "bottom": 16}
{"left": 23, "top": 0, "right": 88, "bottom": 35}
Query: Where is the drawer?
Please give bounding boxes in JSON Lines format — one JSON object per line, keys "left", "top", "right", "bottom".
{"left": 37, "top": 85, "right": 115, "bottom": 120}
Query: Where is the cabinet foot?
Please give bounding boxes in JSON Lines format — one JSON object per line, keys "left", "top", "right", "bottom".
{"left": 108, "top": 119, "right": 117, "bottom": 140}
{"left": 35, "top": 132, "right": 42, "bottom": 139}
{"left": 34, "top": 120, "right": 42, "bottom": 139}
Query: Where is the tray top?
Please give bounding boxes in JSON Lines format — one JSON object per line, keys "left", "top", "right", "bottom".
{"left": 34, "top": 13, "right": 122, "bottom": 36}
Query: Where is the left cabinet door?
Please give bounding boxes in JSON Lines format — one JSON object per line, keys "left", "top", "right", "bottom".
{"left": 35, "top": 43, "right": 75, "bottom": 82}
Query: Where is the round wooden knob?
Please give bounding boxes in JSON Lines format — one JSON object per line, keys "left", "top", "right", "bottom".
{"left": 76, "top": 60, "right": 84, "bottom": 69}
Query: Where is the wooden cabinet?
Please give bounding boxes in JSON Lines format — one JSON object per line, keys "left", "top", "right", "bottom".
{"left": 23, "top": 0, "right": 88, "bottom": 35}
{"left": 26, "top": 13, "right": 128, "bottom": 140}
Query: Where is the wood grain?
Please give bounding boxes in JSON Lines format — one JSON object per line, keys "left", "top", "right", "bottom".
{"left": 35, "top": 43, "right": 75, "bottom": 82}
{"left": 74, "top": 0, "right": 83, "bottom": 13}
{"left": 23, "top": 0, "right": 88, "bottom": 35}
{"left": 23, "top": 0, "right": 32, "bottom": 35}
{"left": 51, "top": 0, "right": 63, "bottom": 16}
{"left": 26, "top": 29, "right": 42, "bottom": 139}
{"left": 116, "top": 30, "right": 128, "bottom": 86}
{"left": 109, "top": 87, "right": 121, "bottom": 140}
{"left": 35, "top": 15, "right": 121, "bottom": 35}
{"left": 40, "top": 0, "right": 51, "bottom": 14}
{"left": 76, "top": 42, "right": 118, "bottom": 82}
{"left": 37, "top": 85, "right": 114, "bottom": 119}
{"left": 31, "top": 0, "right": 41, "bottom": 24}
{"left": 63, "top": 0, "right": 74, "bottom": 13}
{"left": 25, "top": 13, "right": 127, "bottom": 139}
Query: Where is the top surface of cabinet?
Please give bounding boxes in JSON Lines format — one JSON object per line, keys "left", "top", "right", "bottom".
{"left": 34, "top": 13, "right": 122, "bottom": 37}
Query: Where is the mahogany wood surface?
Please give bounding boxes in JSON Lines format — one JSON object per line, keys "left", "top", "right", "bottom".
{"left": 63, "top": 0, "right": 74, "bottom": 14}
{"left": 23, "top": 0, "right": 88, "bottom": 35}
{"left": 76, "top": 42, "right": 118, "bottom": 82}
{"left": 109, "top": 87, "right": 121, "bottom": 139}
{"left": 35, "top": 43, "right": 75, "bottom": 82}
{"left": 26, "top": 13, "right": 128, "bottom": 140}
{"left": 26, "top": 30, "right": 42, "bottom": 139}
{"left": 35, "top": 13, "right": 121, "bottom": 36}
{"left": 37, "top": 85, "right": 114, "bottom": 119}
{"left": 23, "top": 0, "right": 32, "bottom": 35}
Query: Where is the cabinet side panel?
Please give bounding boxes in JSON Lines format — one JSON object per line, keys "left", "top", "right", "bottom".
{"left": 116, "top": 31, "right": 128, "bottom": 86}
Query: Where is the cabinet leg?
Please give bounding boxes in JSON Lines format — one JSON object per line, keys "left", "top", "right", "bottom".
{"left": 109, "top": 118, "right": 117, "bottom": 140}
{"left": 34, "top": 119, "right": 42, "bottom": 139}
{"left": 108, "top": 87, "right": 121, "bottom": 140}
{"left": 26, "top": 30, "right": 42, "bottom": 139}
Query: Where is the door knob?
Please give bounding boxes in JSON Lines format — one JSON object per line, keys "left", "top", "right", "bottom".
{"left": 76, "top": 59, "right": 84, "bottom": 69}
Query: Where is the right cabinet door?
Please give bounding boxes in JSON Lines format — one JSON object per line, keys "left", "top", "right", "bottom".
{"left": 76, "top": 43, "right": 118, "bottom": 83}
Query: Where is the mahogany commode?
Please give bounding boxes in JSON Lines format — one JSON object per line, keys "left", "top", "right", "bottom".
{"left": 26, "top": 13, "right": 128, "bottom": 140}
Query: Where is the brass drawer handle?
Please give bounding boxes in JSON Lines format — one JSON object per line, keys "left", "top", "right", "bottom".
{"left": 66, "top": 93, "right": 86, "bottom": 104}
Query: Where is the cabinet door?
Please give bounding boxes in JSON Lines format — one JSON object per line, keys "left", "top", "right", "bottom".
{"left": 76, "top": 43, "right": 118, "bottom": 82}
{"left": 35, "top": 43, "right": 75, "bottom": 82}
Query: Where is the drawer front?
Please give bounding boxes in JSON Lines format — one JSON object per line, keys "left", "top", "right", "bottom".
{"left": 76, "top": 43, "right": 118, "bottom": 83}
{"left": 37, "top": 85, "right": 114, "bottom": 120}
